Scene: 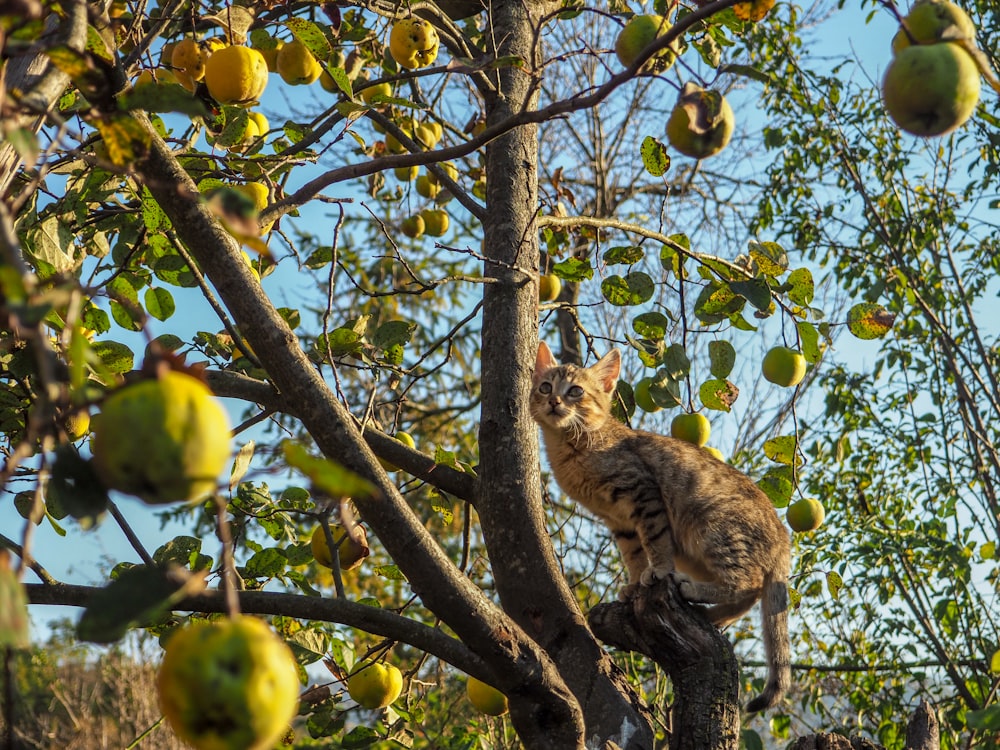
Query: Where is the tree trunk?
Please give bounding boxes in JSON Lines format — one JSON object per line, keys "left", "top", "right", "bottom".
{"left": 477, "top": 2, "right": 653, "bottom": 748}
{"left": 589, "top": 578, "right": 741, "bottom": 750}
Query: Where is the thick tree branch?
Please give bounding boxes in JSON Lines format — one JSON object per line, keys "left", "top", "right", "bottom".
{"left": 25, "top": 582, "right": 496, "bottom": 680}
{"left": 589, "top": 578, "right": 740, "bottom": 750}
{"left": 203, "top": 370, "right": 479, "bottom": 504}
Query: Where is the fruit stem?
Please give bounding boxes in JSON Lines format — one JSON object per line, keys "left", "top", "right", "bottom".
{"left": 213, "top": 495, "right": 242, "bottom": 618}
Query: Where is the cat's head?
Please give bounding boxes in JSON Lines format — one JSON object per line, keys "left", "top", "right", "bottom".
{"left": 530, "top": 341, "right": 621, "bottom": 434}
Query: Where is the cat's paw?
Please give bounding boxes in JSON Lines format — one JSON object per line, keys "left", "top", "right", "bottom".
{"left": 667, "top": 570, "right": 699, "bottom": 600}
{"left": 639, "top": 565, "right": 672, "bottom": 587}
{"left": 618, "top": 583, "right": 641, "bottom": 602}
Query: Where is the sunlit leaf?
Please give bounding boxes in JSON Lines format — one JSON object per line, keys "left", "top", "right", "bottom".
{"left": 763, "top": 435, "right": 798, "bottom": 466}
{"left": 552, "top": 257, "right": 593, "bottom": 282}
{"left": 768, "top": 713, "right": 790, "bottom": 739}
{"left": 748, "top": 240, "right": 788, "bottom": 276}
{"left": 144, "top": 287, "right": 175, "bottom": 321}
{"left": 374, "top": 564, "right": 408, "bottom": 581}
{"left": 847, "top": 302, "right": 895, "bottom": 340}
{"left": 91, "top": 340, "right": 134, "bottom": 373}
{"left": 93, "top": 115, "right": 151, "bottom": 166}
{"left": 601, "top": 272, "right": 654, "bottom": 306}
{"left": 603, "top": 245, "right": 644, "bottom": 265}
{"left": 787, "top": 267, "right": 814, "bottom": 306}
{"left": 284, "top": 17, "right": 332, "bottom": 62}
{"left": 796, "top": 321, "right": 821, "bottom": 364}
{"left": 640, "top": 135, "right": 670, "bottom": 177}
{"left": 632, "top": 311, "right": 669, "bottom": 340}
{"left": 826, "top": 571, "right": 843, "bottom": 600}
{"left": 230, "top": 441, "right": 255, "bottom": 492}
{"left": 282, "top": 441, "right": 377, "bottom": 499}
{"left": 699, "top": 378, "right": 739, "bottom": 412}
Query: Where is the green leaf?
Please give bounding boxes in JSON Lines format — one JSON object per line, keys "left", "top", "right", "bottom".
{"left": 769, "top": 714, "right": 791, "bottom": 740}
{"left": 847, "top": 302, "right": 896, "bottom": 340}
{"left": 694, "top": 281, "right": 745, "bottom": 324}
{"left": 374, "top": 564, "right": 408, "bottom": 581}
{"left": 990, "top": 649, "right": 1000, "bottom": 672}
{"left": 91, "top": 340, "right": 134, "bottom": 373}
{"left": 144, "top": 287, "right": 175, "bottom": 321}
{"left": 717, "top": 63, "right": 771, "bottom": 84}
{"left": 342, "top": 725, "right": 381, "bottom": 748}
{"left": 699, "top": 378, "right": 739, "bottom": 412}
{"left": 245, "top": 547, "right": 286, "bottom": 578}
{"left": 640, "top": 135, "right": 670, "bottom": 177}
{"left": 286, "top": 627, "right": 328, "bottom": 665}
{"left": 826, "top": 571, "right": 843, "bottom": 600}
{"left": 982, "top": 541, "right": 997, "bottom": 561}
{"left": 967, "top": 706, "right": 1000, "bottom": 731}
{"left": 708, "top": 340, "right": 736, "bottom": 378}
{"left": 324, "top": 66, "right": 354, "bottom": 99}
{"left": 603, "top": 245, "right": 645, "bottom": 265}
{"left": 153, "top": 536, "right": 209, "bottom": 570}
{"left": 119, "top": 83, "right": 209, "bottom": 117}
{"left": 787, "top": 267, "right": 814, "bottom": 306}
{"left": 0, "top": 550, "right": 30, "bottom": 649}
{"left": 741, "top": 729, "right": 764, "bottom": 750}
{"left": 230, "top": 440, "right": 255, "bottom": 493}
{"left": 47, "top": 445, "right": 108, "bottom": 529}
{"left": 632, "top": 311, "right": 670, "bottom": 340}
{"left": 282, "top": 441, "right": 377, "bottom": 499}
{"left": 758, "top": 467, "right": 794, "bottom": 508}
{"left": 662, "top": 343, "right": 690, "bottom": 380}
{"left": 796, "top": 321, "right": 821, "bottom": 364}
{"left": 27, "top": 214, "right": 76, "bottom": 273}
{"left": 552, "top": 257, "right": 593, "bottom": 282}
{"left": 6, "top": 127, "right": 39, "bottom": 165}
{"left": 316, "top": 328, "right": 364, "bottom": 358}
{"left": 729, "top": 277, "right": 772, "bottom": 312}
{"left": 601, "top": 272, "right": 654, "bottom": 306}
{"left": 283, "top": 17, "right": 332, "bottom": 62}
{"left": 77, "top": 565, "right": 207, "bottom": 643}
{"left": 763, "top": 435, "right": 798, "bottom": 465}
{"left": 108, "top": 275, "right": 144, "bottom": 331}
{"left": 748, "top": 240, "right": 788, "bottom": 276}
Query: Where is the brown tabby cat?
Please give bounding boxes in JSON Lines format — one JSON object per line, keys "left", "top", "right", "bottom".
{"left": 530, "top": 341, "right": 791, "bottom": 712}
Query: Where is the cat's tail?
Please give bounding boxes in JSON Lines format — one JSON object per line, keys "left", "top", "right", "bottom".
{"left": 744, "top": 576, "right": 791, "bottom": 713}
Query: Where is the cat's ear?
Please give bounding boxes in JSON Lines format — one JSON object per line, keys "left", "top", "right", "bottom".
{"left": 535, "top": 341, "right": 558, "bottom": 376}
{"left": 591, "top": 349, "right": 621, "bottom": 393}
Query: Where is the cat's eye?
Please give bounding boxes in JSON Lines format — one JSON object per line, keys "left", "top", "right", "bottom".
{"left": 567, "top": 385, "right": 584, "bottom": 398}
{"left": 538, "top": 382, "right": 552, "bottom": 394}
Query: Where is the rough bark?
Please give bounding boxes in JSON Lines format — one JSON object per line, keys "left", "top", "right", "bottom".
{"left": 905, "top": 700, "right": 939, "bottom": 750}
{"left": 476, "top": 2, "right": 652, "bottom": 748}
{"left": 589, "top": 578, "right": 741, "bottom": 750}
{"left": 0, "top": 2, "right": 87, "bottom": 197}
{"left": 789, "top": 701, "right": 939, "bottom": 750}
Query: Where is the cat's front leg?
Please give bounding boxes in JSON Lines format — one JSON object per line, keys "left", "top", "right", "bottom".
{"left": 609, "top": 524, "right": 648, "bottom": 601}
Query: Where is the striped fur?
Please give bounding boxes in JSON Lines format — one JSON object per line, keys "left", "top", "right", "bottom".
{"left": 531, "top": 341, "right": 791, "bottom": 713}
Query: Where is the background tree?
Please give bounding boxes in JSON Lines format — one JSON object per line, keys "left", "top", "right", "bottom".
{"left": 1, "top": 0, "right": 999, "bottom": 748}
